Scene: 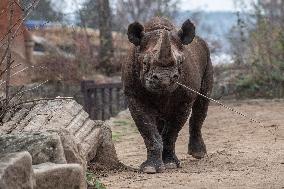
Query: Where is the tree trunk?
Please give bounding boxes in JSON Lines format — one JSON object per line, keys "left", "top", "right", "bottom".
{"left": 98, "top": 0, "right": 113, "bottom": 75}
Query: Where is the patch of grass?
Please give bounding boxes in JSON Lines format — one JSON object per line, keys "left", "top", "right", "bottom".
{"left": 111, "top": 117, "right": 138, "bottom": 142}
{"left": 112, "top": 131, "right": 124, "bottom": 142}
{"left": 86, "top": 171, "right": 106, "bottom": 189}
{"left": 113, "top": 118, "right": 137, "bottom": 130}
{"left": 113, "top": 120, "right": 131, "bottom": 126}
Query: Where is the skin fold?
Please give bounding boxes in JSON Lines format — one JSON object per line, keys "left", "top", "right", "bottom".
{"left": 122, "top": 17, "right": 213, "bottom": 173}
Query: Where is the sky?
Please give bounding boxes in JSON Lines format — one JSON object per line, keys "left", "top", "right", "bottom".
{"left": 61, "top": 0, "right": 256, "bottom": 25}
{"left": 180, "top": 0, "right": 255, "bottom": 11}
{"left": 64, "top": 0, "right": 256, "bottom": 14}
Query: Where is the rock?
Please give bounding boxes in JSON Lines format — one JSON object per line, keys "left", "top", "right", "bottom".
{"left": 91, "top": 124, "right": 121, "bottom": 170}
{"left": 51, "top": 129, "right": 89, "bottom": 170}
{"left": 0, "top": 151, "right": 86, "bottom": 189}
{"left": 33, "top": 163, "right": 86, "bottom": 189}
{"left": 0, "top": 99, "right": 120, "bottom": 170}
{"left": 0, "top": 132, "right": 67, "bottom": 165}
{"left": 0, "top": 151, "right": 36, "bottom": 189}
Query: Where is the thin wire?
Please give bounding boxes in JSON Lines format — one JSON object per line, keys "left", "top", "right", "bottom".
{"left": 0, "top": 66, "right": 30, "bottom": 86}
{"left": 15, "top": 80, "right": 49, "bottom": 96}
{"left": 176, "top": 82, "right": 263, "bottom": 126}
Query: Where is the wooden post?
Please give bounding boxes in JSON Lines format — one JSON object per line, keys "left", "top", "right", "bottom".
{"left": 116, "top": 87, "right": 120, "bottom": 114}
{"left": 109, "top": 88, "right": 113, "bottom": 117}
{"left": 81, "top": 80, "right": 95, "bottom": 118}
{"left": 101, "top": 88, "right": 105, "bottom": 120}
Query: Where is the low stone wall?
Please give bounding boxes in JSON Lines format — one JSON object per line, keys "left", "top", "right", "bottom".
{"left": 0, "top": 99, "right": 121, "bottom": 188}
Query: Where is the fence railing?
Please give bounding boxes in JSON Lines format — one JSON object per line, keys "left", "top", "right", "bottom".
{"left": 81, "top": 80, "right": 127, "bottom": 120}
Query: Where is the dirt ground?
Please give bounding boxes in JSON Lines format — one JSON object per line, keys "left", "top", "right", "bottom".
{"left": 100, "top": 99, "right": 284, "bottom": 189}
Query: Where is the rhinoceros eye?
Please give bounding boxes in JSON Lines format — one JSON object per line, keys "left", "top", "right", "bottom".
{"left": 143, "top": 54, "right": 150, "bottom": 65}
{"left": 177, "top": 56, "right": 184, "bottom": 65}
{"left": 142, "top": 54, "right": 151, "bottom": 72}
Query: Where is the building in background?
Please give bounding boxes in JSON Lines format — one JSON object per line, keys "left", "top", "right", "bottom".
{"left": 0, "top": 0, "right": 33, "bottom": 85}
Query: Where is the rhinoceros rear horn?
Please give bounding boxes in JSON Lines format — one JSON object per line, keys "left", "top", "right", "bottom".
{"left": 178, "top": 19, "right": 195, "bottom": 45}
{"left": 127, "top": 22, "right": 144, "bottom": 46}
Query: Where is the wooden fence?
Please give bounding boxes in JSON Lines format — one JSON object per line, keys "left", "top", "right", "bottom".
{"left": 81, "top": 80, "right": 128, "bottom": 120}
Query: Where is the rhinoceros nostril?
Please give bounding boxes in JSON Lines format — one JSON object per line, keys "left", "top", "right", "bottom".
{"left": 173, "top": 74, "right": 179, "bottom": 81}
{"left": 152, "top": 74, "right": 159, "bottom": 81}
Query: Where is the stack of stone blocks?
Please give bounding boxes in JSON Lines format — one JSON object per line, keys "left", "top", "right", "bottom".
{"left": 0, "top": 100, "right": 119, "bottom": 189}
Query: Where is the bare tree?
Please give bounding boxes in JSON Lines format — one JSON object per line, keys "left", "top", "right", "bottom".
{"left": 229, "top": 11, "right": 248, "bottom": 65}
{"left": 21, "top": 0, "right": 63, "bottom": 21}
{"left": 79, "top": 0, "right": 98, "bottom": 29}
{"left": 97, "top": 0, "right": 113, "bottom": 74}
{"left": 114, "top": 0, "right": 179, "bottom": 30}
{"left": 4, "top": 0, "right": 14, "bottom": 106}
{"left": 259, "top": 0, "right": 284, "bottom": 25}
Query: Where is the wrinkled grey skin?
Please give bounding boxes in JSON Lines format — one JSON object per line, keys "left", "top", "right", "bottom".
{"left": 122, "top": 17, "right": 213, "bottom": 173}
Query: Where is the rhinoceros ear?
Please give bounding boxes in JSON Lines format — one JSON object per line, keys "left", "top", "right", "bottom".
{"left": 178, "top": 19, "right": 195, "bottom": 45}
{"left": 127, "top": 22, "right": 144, "bottom": 46}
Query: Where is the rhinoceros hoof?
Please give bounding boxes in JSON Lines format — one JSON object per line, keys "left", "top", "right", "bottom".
{"left": 163, "top": 154, "right": 181, "bottom": 169}
{"left": 140, "top": 160, "right": 165, "bottom": 174}
{"left": 188, "top": 136, "right": 207, "bottom": 159}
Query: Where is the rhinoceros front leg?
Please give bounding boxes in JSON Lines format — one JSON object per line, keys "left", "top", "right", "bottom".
{"left": 162, "top": 105, "right": 190, "bottom": 169}
{"left": 127, "top": 97, "right": 165, "bottom": 174}
{"left": 162, "top": 122, "right": 182, "bottom": 169}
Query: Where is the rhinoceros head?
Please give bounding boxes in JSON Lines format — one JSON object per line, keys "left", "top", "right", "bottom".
{"left": 127, "top": 18, "right": 195, "bottom": 94}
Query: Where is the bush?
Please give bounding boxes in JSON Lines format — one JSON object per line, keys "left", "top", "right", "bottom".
{"left": 32, "top": 54, "right": 81, "bottom": 84}
{"left": 233, "top": 3, "right": 284, "bottom": 98}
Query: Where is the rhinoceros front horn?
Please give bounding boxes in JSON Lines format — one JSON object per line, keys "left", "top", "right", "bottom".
{"left": 159, "top": 30, "right": 172, "bottom": 60}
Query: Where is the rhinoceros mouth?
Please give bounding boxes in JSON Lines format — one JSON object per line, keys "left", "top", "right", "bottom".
{"left": 145, "top": 79, "right": 178, "bottom": 94}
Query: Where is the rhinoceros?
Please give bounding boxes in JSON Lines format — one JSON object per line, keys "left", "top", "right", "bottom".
{"left": 122, "top": 17, "right": 213, "bottom": 173}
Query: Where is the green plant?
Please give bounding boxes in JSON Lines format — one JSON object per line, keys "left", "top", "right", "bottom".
{"left": 86, "top": 171, "right": 106, "bottom": 189}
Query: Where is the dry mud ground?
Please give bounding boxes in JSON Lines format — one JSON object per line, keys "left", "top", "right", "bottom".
{"left": 101, "top": 100, "right": 284, "bottom": 189}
